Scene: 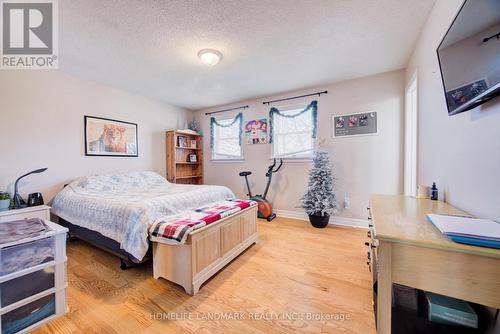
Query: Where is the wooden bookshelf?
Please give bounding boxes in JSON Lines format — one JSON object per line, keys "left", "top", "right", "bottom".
{"left": 175, "top": 146, "right": 202, "bottom": 150}
{"left": 175, "top": 175, "right": 203, "bottom": 179}
{"left": 166, "top": 130, "right": 203, "bottom": 184}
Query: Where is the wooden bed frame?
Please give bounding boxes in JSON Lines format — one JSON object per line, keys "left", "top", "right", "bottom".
{"left": 152, "top": 205, "right": 258, "bottom": 295}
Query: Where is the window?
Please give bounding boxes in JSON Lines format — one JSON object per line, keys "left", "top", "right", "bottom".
{"left": 270, "top": 101, "right": 317, "bottom": 159}
{"left": 404, "top": 72, "right": 418, "bottom": 196}
{"left": 211, "top": 113, "right": 243, "bottom": 160}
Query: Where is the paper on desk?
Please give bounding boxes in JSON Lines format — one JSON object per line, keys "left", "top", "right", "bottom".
{"left": 427, "top": 214, "right": 500, "bottom": 241}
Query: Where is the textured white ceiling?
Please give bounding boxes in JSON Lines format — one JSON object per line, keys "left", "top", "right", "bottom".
{"left": 59, "top": 0, "right": 436, "bottom": 110}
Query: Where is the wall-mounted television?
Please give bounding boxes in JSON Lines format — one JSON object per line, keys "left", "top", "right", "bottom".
{"left": 437, "top": 0, "right": 500, "bottom": 116}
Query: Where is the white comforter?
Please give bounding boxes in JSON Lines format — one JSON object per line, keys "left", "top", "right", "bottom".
{"left": 51, "top": 171, "right": 234, "bottom": 260}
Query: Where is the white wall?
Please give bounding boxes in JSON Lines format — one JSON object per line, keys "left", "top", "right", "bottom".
{"left": 196, "top": 70, "right": 404, "bottom": 220}
{"left": 0, "top": 70, "right": 190, "bottom": 202}
{"left": 406, "top": 0, "right": 500, "bottom": 220}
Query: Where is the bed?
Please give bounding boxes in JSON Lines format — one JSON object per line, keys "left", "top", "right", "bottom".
{"left": 51, "top": 171, "right": 235, "bottom": 266}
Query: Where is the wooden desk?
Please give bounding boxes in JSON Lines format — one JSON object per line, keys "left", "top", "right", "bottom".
{"left": 369, "top": 195, "right": 500, "bottom": 334}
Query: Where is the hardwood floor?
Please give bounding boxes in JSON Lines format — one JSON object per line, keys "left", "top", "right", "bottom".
{"left": 34, "top": 218, "right": 376, "bottom": 334}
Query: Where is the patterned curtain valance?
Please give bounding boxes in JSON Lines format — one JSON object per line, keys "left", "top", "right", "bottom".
{"left": 210, "top": 112, "right": 243, "bottom": 149}
{"left": 269, "top": 100, "right": 318, "bottom": 143}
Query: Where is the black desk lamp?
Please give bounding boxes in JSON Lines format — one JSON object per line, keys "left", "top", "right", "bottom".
{"left": 13, "top": 168, "right": 48, "bottom": 209}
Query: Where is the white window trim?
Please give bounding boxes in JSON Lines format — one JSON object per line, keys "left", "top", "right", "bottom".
{"left": 404, "top": 70, "right": 418, "bottom": 197}
{"left": 211, "top": 115, "right": 244, "bottom": 161}
{"left": 268, "top": 157, "right": 312, "bottom": 163}
{"left": 270, "top": 102, "right": 317, "bottom": 160}
{"left": 211, "top": 159, "right": 245, "bottom": 163}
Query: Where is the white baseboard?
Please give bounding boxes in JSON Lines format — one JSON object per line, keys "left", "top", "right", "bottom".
{"left": 329, "top": 216, "right": 369, "bottom": 228}
{"left": 274, "top": 209, "right": 368, "bottom": 229}
{"left": 274, "top": 209, "right": 308, "bottom": 221}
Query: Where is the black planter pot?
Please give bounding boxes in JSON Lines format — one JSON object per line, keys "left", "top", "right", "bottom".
{"left": 308, "top": 213, "right": 330, "bottom": 228}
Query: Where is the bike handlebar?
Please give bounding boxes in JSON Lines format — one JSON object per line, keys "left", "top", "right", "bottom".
{"left": 266, "top": 159, "right": 283, "bottom": 176}
{"left": 273, "top": 159, "right": 284, "bottom": 173}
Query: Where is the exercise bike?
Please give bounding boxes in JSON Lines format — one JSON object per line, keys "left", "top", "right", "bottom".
{"left": 239, "top": 159, "right": 283, "bottom": 221}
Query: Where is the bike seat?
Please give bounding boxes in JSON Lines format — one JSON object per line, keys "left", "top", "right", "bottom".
{"left": 239, "top": 171, "right": 252, "bottom": 177}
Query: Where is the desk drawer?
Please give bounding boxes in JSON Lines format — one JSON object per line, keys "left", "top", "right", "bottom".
{"left": 365, "top": 207, "right": 377, "bottom": 285}
{"left": 366, "top": 207, "right": 378, "bottom": 324}
{"left": 370, "top": 244, "right": 378, "bottom": 285}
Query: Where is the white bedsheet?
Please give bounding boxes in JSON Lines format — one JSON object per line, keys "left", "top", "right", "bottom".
{"left": 51, "top": 171, "right": 234, "bottom": 260}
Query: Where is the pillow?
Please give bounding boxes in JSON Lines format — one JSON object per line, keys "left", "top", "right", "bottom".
{"left": 70, "top": 171, "right": 167, "bottom": 193}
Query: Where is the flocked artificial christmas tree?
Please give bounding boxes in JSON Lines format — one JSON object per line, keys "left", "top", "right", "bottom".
{"left": 301, "top": 150, "right": 338, "bottom": 228}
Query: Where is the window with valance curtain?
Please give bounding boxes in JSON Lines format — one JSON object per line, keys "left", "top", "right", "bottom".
{"left": 269, "top": 100, "right": 318, "bottom": 159}
{"left": 210, "top": 113, "right": 243, "bottom": 160}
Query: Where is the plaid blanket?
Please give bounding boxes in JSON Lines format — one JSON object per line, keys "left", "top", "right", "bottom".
{"left": 149, "top": 199, "right": 256, "bottom": 245}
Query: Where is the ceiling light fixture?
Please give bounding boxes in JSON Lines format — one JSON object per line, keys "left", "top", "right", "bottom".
{"left": 198, "top": 49, "right": 222, "bottom": 66}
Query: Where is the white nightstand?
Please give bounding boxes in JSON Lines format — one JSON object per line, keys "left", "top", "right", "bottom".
{"left": 0, "top": 205, "right": 51, "bottom": 223}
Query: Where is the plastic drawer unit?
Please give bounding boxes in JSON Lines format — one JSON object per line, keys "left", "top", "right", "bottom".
{"left": 0, "top": 220, "right": 68, "bottom": 334}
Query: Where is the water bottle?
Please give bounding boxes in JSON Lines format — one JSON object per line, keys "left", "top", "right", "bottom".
{"left": 431, "top": 182, "right": 438, "bottom": 201}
